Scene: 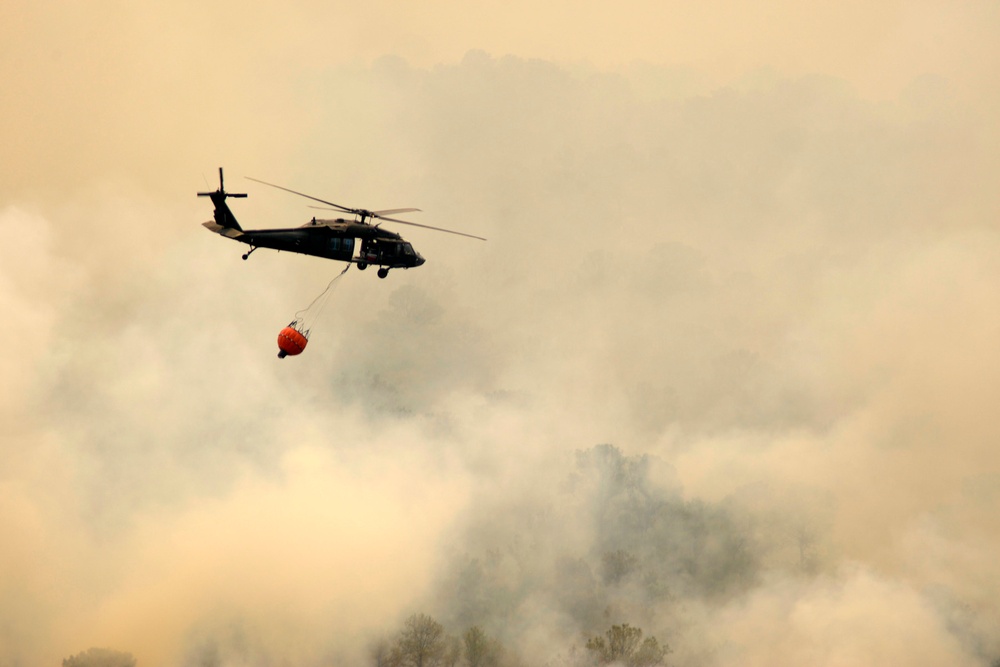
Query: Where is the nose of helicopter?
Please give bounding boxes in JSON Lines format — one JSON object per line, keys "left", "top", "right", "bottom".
{"left": 415, "top": 253, "right": 426, "bottom": 266}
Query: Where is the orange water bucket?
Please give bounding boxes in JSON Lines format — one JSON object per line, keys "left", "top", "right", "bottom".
{"left": 277, "top": 325, "right": 308, "bottom": 358}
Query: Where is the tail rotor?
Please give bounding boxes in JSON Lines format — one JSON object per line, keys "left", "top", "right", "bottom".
{"left": 198, "top": 167, "right": 247, "bottom": 200}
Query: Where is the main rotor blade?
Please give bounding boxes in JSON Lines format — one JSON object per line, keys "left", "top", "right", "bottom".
{"left": 246, "top": 176, "right": 484, "bottom": 240}
{"left": 372, "top": 207, "right": 422, "bottom": 216}
{"left": 375, "top": 215, "right": 487, "bottom": 241}
{"left": 309, "top": 206, "right": 422, "bottom": 217}
{"left": 246, "top": 177, "right": 355, "bottom": 214}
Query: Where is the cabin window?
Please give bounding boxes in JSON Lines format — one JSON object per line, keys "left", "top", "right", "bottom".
{"left": 330, "top": 237, "right": 353, "bottom": 252}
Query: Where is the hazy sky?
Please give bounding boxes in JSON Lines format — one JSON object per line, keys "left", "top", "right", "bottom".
{"left": 2, "top": 2, "right": 1000, "bottom": 665}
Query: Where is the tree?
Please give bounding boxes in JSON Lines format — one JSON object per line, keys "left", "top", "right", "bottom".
{"left": 443, "top": 635, "right": 462, "bottom": 667}
{"left": 586, "top": 624, "right": 642, "bottom": 664}
{"left": 371, "top": 635, "right": 402, "bottom": 667}
{"left": 397, "top": 613, "right": 447, "bottom": 667}
{"left": 463, "top": 626, "right": 502, "bottom": 667}
{"left": 630, "top": 637, "right": 668, "bottom": 667}
{"left": 62, "top": 647, "right": 137, "bottom": 667}
{"left": 585, "top": 624, "right": 669, "bottom": 667}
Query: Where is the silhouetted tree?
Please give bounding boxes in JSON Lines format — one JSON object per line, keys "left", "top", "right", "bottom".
{"left": 463, "top": 626, "right": 502, "bottom": 667}
{"left": 397, "top": 613, "right": 446, "bottom": 667}
{"left": 443, "top": 635, "right": 461, "bottom": 667}
{"left": 371, "top": 635, "right": 402, "bottom": 667}
{"left": 630, "top": 637, "right": 669, "bottom": 667}
{"left": 585, "top": 624, "right": 668, "bottom": 667}
{"left": 586, "top": 624, "right": 642, "bottom": 664}
{"left": 62, "top": 647, "right": 136, "bottom": 667}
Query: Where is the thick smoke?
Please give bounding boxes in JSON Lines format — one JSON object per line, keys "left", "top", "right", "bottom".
{"left": 2, "top": 13, "right": 1000, "bottom": 666}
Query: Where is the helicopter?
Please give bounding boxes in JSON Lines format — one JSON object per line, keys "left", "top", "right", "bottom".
{"left": 198, "top": 168, "right": 485, "bottom": 278}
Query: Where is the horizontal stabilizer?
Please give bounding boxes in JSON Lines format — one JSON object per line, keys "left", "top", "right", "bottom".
{"left": 202, "top": 220, "right": 244, "bottom": 239}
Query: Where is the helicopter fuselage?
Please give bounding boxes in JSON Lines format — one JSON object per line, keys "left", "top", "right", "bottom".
{"left": 204, "top": 217, "right": 426, "bottom": 269}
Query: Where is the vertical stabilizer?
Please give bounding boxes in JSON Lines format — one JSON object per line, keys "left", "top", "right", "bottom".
{"left": 197, "top": 167, "right": 246, "bottom": 231}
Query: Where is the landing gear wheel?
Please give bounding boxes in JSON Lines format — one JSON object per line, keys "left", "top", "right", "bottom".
{"left": 242, "top": 246, "right": 257, "bottom": 261}
{"left": 357, "top": 262, "right": 368, "bottom": 270}
{"left": 377, "top": 268, "right": 389, "bottom": 279}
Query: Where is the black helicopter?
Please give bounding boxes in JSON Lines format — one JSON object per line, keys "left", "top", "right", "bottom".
{"left": 198, "top": 168, "right": 485, "bottom": 278}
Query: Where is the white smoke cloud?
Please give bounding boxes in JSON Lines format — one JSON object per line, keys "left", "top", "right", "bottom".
{"left": 1, "top": 9, "right": 999, "bottom": 663}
